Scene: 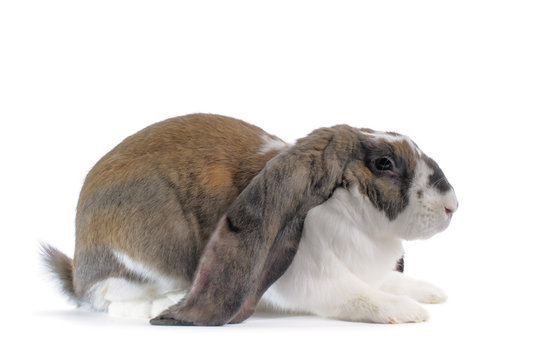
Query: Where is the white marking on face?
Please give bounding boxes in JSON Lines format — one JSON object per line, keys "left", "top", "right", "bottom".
{"left": 394, "top": 160, "right": 457, "bottom": 240}
{"left": 360, "top": 130, "right": 405, "bottom": 143}
{"left": 360, "top": 130, "right": 422, "bottom": 156}
{"left": 258, "top": 134, "right": 289, "bottom": 154}
{"left": 411, "top": 141, "right": 423, "bottom": 157}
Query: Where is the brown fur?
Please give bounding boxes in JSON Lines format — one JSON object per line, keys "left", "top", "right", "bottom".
{"left": 68, "top": 114, "right": 286, "bottom": 302}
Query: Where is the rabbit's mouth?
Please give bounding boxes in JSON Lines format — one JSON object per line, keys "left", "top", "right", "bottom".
{"left": 437, "top": 215, "right": 453, "bottom": 233}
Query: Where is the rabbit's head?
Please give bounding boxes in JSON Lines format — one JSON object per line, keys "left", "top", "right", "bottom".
{"left": 342, "top": 128, "right": 458, "bottom": 240}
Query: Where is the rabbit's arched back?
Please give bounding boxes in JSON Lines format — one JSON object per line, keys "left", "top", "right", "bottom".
{"left": 42, "top": 114, "right": 289, "bottom": 314}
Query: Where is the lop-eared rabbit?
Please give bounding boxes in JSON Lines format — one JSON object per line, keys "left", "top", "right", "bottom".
{"left": 42, "top": 113, "right": 458, "bottom": 325}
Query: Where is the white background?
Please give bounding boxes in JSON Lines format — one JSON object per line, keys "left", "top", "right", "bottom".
{"left": 1, "top": 1, "right": 541, "bottom": 359}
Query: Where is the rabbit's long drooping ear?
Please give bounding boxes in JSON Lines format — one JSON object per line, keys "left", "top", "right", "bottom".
{"left": 150, "top": 126, "right": 363, "bottom": 326}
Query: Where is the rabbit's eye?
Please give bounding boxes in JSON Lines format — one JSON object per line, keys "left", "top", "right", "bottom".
{"left": 375, "top": 157, "right": 394, "bottom": 172}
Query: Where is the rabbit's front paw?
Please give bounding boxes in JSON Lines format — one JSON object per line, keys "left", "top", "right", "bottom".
{"left": 375, "top": 295, "right": 430, "bottom": 324}
{"left": 337, "top": 293, "right": 430, "bottom": 324}
{"left": 407, "top": 280, "right": 448, "bottom": 304}
{"left": 381, "top": 273, "right": 448, "bottom": 304}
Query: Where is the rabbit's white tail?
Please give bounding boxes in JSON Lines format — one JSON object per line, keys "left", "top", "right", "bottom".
{"left": 40, "top": 243, "right": 77, "bottom": 303}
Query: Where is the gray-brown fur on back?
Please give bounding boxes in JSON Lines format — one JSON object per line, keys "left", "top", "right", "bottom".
{"left": 151, "top": 125, "right": 367, "bottom": 325}
{"left": 49, "top": 114, "right": 286, "bottom": 305}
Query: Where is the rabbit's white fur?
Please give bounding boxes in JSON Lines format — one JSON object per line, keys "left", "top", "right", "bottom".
{"left": 258, "top": 134, "right": 290, "bottom": 155}
{"left": 262, "top": 196, "right": 440, "bottom": 323}
{"left": 87, "top": 251, "right": 188, "bottom": 318}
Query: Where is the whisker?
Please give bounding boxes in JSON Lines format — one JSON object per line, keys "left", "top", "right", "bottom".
{"left": 432, "top": 177, "right": 447, "bottom": 188}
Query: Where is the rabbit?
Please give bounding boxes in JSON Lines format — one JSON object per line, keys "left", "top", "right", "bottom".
{"left": 42, "top": 113, "right": 457, "bottom": 326}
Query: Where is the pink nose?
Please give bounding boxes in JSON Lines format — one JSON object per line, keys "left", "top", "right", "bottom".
{"left": 444, "top": 190, "right": 458, "bottom": 216}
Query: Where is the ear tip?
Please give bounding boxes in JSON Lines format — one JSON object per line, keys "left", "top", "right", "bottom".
{"left": 149, "top": 317, "right": 195, "bottom": 326}
{"left": 150, "top": 314, "right": 226, "bottom": 326}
